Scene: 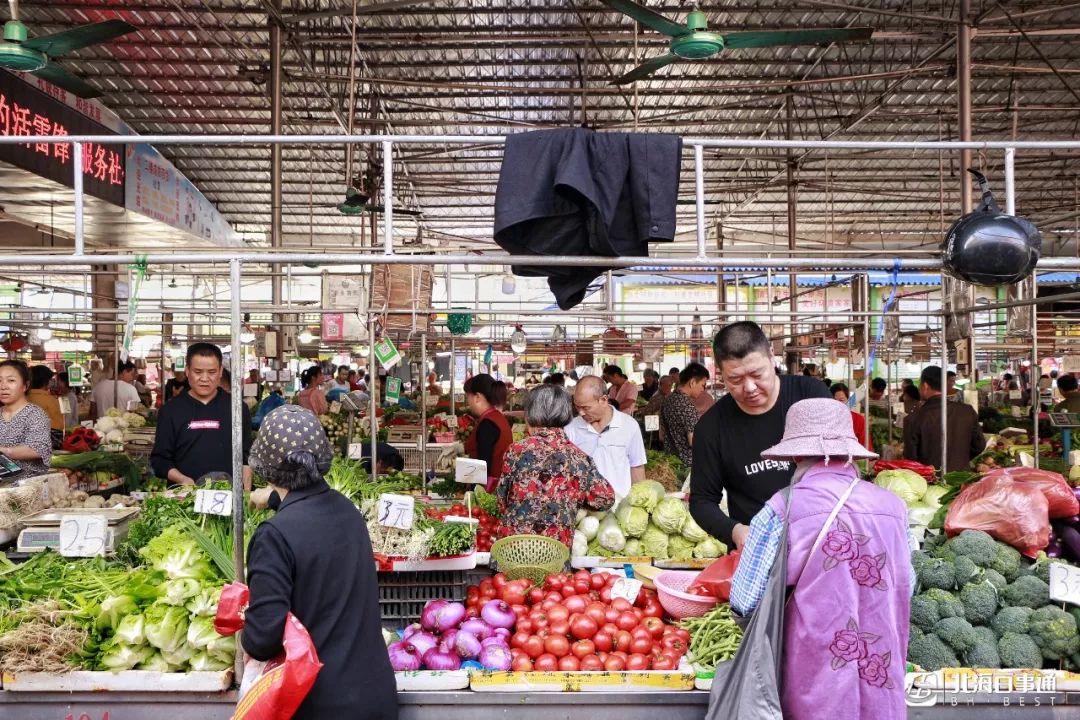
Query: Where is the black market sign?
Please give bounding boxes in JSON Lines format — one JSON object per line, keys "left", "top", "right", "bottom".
{"left": 0, "top": 71, "right": 125, "bottom": 206}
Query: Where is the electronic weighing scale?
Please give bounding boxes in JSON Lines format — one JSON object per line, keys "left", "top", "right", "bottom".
{"left": 1047, "top": 412, "right": 1080, "bottom": 466}
{"left": 16, "top": 506, "right": 140, "bottom": 554}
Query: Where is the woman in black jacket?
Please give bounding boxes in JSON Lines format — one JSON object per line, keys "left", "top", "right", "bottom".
{"left": 244, "top": 405, "right": 397, "bottom": 720}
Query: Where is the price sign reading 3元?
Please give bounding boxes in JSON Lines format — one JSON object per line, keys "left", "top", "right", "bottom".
{"left": 59, "top": 515, "right": 108, "bottom": 557}
{"left": 194, "top": 489, "right": 233, "bottom": 517}
{"left": 1049, "top": 562, "right": 1080, "bottom": 607}
{"left": 378, "top": 493, "right": 414, "bottom": 531}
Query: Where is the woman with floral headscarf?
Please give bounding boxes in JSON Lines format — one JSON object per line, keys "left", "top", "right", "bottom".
{"left": 244, "top": 405, "right": 396, "bottom": 720}
{"left": 728, "top": 398, "right": 912, "bottom": 720}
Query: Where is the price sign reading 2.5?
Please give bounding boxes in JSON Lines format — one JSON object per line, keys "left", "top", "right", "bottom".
{"left": 194, "top": 489, "right": 233, "bottom": 517}
{"left": 378, "top": 493, "right": 414, "bottom": 531}
{"left": 58, "top": 515, "right": 108, "bottom": 557}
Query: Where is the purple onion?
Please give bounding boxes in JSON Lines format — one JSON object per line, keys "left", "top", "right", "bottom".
{"left": 402, "top": 623, "right": 423, "bottom": 640}
{"left": 453, "top": 630, "right": 482, "bottom": 659}
{"left": 387, "top": 641, "right": 422, "bottom": 671}
{"left": 422, "top": 647, "right": 462, "bottom": 671}
{"left": 493, "top": 627, "right": 511, "bottom": 641}
{"left": 421, "top": 600, "right": 466, "bottom": 633}
{"left": 481, "top": 636, "right": 508, "bottom": 649}
{"left": 480, "top": 600, "right": 516, "bottom": 629}
{"left": 459, "top": 618, "right": 493, "bottom": 640}
{"left": 438, "top": 628, "right": 459, "bottom": 654}
{"left": 406, "top": 630, "right": 438, "bottom": 657}
{"left": 477, "top": 643, "right": 513, "bottom": 671}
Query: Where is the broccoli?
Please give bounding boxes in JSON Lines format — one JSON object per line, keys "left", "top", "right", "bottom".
{"left": 992, "top": 607, "right": 1033, "bottom": 638}
{"left": 948, "top": 530, "right": 998, "bottom": 568}
{"left": 1001, "top": 576, "right": 1050, "bottom": 609}
{"left": 935, "top": 617, "right": 978, "bottom": 652}
{"left": 998, "top": 632, "right": 1044, "bottom": 669}
{"left": 908, "top": 632, "right": 960, "bottom": 671}
{"left": 1030, "top": 556, "right": 1068, "bottom": 586}
{"left": 982, "top": 569, "right": 1008, "bottom": 592}
{"left": 923, "top": 531, "right": 948, "bottom": 552}
{"left": 959, "top": 582, "right": 999, "bottom": 625}
{"left": 1028, "top": 606, "right": 1080, "bottom": 661}
{"left": 911, "top": 550, "right": 932, "bottom": 572}
{"left": 954, "top": 556, "right": 981, "bottom": 586}
{"left": 918, "top": 558, "right": 957, "bottom": 590}
{"left": 990, "top": 543, "right": 1022, "bottom": 582}
{"left": 963, "top": 626, "right": 1002, "bottom": 669}
{"left": 911, "top": 594, "right": 942, "bottom": 633}
{"left": 925, "top": 588, "right": 965, "bottom": 619}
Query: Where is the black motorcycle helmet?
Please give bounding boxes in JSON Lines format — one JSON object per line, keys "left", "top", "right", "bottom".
{"left": 942, "top": 169, "right": 1041, "bottom": 286}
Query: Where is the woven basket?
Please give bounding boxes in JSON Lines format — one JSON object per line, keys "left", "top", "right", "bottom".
{"left": 490, "top": 534, "right": 569, "bottom": 585}
{"left": 370, "top": 264, "right": 433, "bottom": 335}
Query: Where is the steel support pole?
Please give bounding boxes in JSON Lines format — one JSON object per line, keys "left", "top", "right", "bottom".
{"left": 449, "top": 336, "right": 456, "bottom": 421}
{"left": 229, "top": 259, "right": 245, "bottom": 583}
{"left": 420, "top": 332, "right": 428, "bottom": 489}
{"left": 269, "top": 2, "right": 284, "bottom": 346}
{"left": 1004, "top": 148, "right": 1016, "bottom": 215}
{"left": 862, "top": 280, "right": 871, "bottom": 449}
{"left": 383, "top": 140, "right": 394, "bottom": 255}
{"left": 1031, "top": 274, "right": 1040, "bottom": 465}
{"left": 941, "top": 311, "right": 949, "bottom": 473}
{"left": 958, "top": 0, "right": 974, "bottom": 214}
{"left": 73, "top": 142, "right": 84, "bottom": 256}
{"left": 694, "top": 144, "right": 706, "bottom": 258}
{"left": 786, "top": 92, "right": 799, "bottom": 374}
{"left": 370, "top": 316, "right": 378, "bottom": 481}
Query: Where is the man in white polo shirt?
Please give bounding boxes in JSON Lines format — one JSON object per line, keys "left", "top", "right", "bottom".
{"left": 566, "top": 375, "right": 646, "bottom": 499}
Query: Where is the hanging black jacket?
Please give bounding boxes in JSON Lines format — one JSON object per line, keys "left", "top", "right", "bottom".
{"left": 494, "top": 128, "right": 682, "bottom": 310}
{"left": 242, "top": 480, "right": 397, "bottom": 720}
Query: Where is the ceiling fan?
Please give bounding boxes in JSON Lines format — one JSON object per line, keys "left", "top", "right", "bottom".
{"left": 337, "top": 185, "right": 422, "bottom": 217}
{"left": 0, "top": 0, "right": 136, "bottom": 98}
{"left": 599, "top": 0, "right": 873, "bottom": 85}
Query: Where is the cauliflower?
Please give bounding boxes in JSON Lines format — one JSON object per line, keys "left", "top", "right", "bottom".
{"left": 122, "top": 412, "right": 146, "bottom": 428}
{"left": 105, "top": 429, "right": 125, "bottom": 444}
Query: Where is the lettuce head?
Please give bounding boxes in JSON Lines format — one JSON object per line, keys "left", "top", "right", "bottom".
{"left": 668, "top": 535, "right": 696, "bottom": 562}
{"left": 873, "top": 469, "right": 928, "bottom": 505}
{"left": 615, "top": 502, "right": 650, "bottom": 538}
{"left": 693, "top": 538, "right": 726, "bottom": 559}
{"left": 641, "top": 524, "right": 670, "bottom": 560}
{"left": 143, "top": 603, "right": 190, "bottom": 653}
{"left": 627, "top": 481, "right": 666, "bottom": 512}
{"left": 652, "top": 497, "right": 689, "bottom": 534}
{"left": 680, "top": 516, "right": 708, "bottom": 543}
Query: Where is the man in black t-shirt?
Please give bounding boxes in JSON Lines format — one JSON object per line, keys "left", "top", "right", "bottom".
{"left": 689, "top": 322, "right": 830, "bottom": 549}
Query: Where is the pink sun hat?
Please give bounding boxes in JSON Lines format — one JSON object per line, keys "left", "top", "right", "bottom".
{"left": 760, "top": 398, "right": 878, "bottom": 462}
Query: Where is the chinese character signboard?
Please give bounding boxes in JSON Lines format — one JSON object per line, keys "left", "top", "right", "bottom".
{"left": 0, "top": 71, "right": 125, "bottom": 206}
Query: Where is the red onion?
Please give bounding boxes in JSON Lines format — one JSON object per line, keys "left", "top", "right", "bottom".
{"left": 453, "top": 630, "right": 482, "bottom": 659}
{"left": 387, "top": 641, "right": 422, "bottom": 671}
{"left": 422, "top": 647, "right": 462, "bottom": 671}
{"left": 481, "top": 636, "right": 508, "bottom": 649}
{"left": 438, "top": 629, "right": 459, "bottom": 654}
{"left": 402, "top": 623, "right": 423, "bottom": 640}
{"left": 478, "top": 643, "right": 513, "bottom": 671}
{"left": 480, "top": 600, "right": 516, "bottom": 629}
{"left": 459, "top": 618, "right": 493, "bottom": 640}
{"left": 493, "top": 627, "right": 511, "bottom": 642}
{"left": 406, "top": 630, "right": 438, "bottom": 657}
{"left": 421, "top": 600, "right": 466, "bottom": 633}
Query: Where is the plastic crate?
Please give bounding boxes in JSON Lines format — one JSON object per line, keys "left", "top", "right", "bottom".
{"left": 377, "top": 569, "right": 468, "bottom": 626}
{"left": 389, "top": 442, "right": 458, "bottom": 475}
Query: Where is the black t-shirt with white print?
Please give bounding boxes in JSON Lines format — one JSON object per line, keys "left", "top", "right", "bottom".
{"left": 689, "top": 375, "right": 830, "bottom": 546}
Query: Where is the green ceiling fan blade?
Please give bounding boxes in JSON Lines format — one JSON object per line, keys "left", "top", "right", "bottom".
{"left": 610, "top": 53, "right": 679, "bottom": 85}
{"left": 22, "top": 19, "right": 137, "bottom": 57}
{"left": 31, "top": 62, "right": 102, "bottom": 98}
{"left": 722, "top": 27, "right": 873, "bottom": 50}
{"left": 600, "top": 0, "right": 689, "bottom": 38}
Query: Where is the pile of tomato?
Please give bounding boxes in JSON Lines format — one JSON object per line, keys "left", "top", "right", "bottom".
{"left": 464, "top": 569, "right": 689, "bottom": 672}
{"left": 424, "top": 503, "right": 500, "bottom": 552}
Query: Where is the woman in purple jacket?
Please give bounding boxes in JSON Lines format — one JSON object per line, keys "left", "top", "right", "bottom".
{"left": 729, "top": 398, "right": 912, "bottom": 720}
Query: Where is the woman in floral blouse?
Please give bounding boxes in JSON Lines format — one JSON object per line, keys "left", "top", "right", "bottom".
{"left": 496, "top": 385, "right": 615, "bottom": 547}
{"left": 0, "top": 360, "right": 53, "bottom": 483}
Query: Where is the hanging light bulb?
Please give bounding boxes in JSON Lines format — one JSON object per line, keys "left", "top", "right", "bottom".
{"left": 298, "top": 329, "right": 314, "bottom": 344}
{"left": 501, "top": 272, "right": 517, "bottom": 295}
{"left": 510, "top": 324, "right": 527, "bottom": 354}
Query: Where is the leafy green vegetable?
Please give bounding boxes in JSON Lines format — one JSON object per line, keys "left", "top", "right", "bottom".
{"left": 161, "top": 578, "right": 202, "bottom": 606}
{"left": 641, "top": 524, "right": 670, "bottom": 560}
{"left": 693, "top": 538, "right": 725, "bottom": 559}
{"left": 95, "top": 594, "right": 138, "bottom": 634}
{"left": 615, "top": 502, "right": 649, "bottom": 538}
{"left": 140, "top": 526, "right": 217, "bottom": 582}
{"left": 115, "top": 613, "right": 146, "bottom": 645}
{"left": 99, "top": 637, "right": 155, "bottom": 671}
{"left": 680, "top": 516, "right": 708, "bottom": 543}
{"left": 873, "top": 468, "right": 928, "bottom": 505}
{"left": 186, "top": 616, "right": 220, "bottom": 650}
{"left": 652, "top": 497, "right": 689, "bottom": 534}
{"left": 143, "top": 604, "right": 190, "bottom": 653}
{"left": 626, "top": 481, "right": 665, "bottom": 513}
{"left": 597, "top": 516, "right": 627, "bottom": 553}
{"left": 668, "top": 535, "right": 695, "bottom": 562}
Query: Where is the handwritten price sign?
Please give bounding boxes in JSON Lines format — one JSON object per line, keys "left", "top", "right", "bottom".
{"left": 609, "top": 577, "right": 643, "bottom": 604}
{"left": 194, "top": 489, "right": 233, "bottom": 517}
{"left": 1049, "top": 562, "right": 1080, "bottom": 607}
{"left": 59, "top": 515, "right": 108, "bottom": 557}
{"left": 378, "top": 493, "right": 414, "bottom": 531}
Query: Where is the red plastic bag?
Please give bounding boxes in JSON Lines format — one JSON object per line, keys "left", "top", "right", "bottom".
{"left": 213, "top": 582, "right": 323, "bottom": 720}
{"left": 980, "top": 467, "right": 1079, "bottom": 519}
{"left": 873, "top": 459, "right": 936, "bottom": 481}
{"left": 686, "top": 550, "right": 742, "bottom": 601}
{"left": 944, "top": 476, "right": 1050, "bottom": 557}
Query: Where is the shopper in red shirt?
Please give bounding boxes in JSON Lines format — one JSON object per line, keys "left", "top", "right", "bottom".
{"left": 831, "top": 383, "right": 868, "bottom": 449}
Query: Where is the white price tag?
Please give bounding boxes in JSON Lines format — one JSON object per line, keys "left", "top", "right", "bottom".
{"left": 644, "top": 415, "right": 660, "bottom": 432}
{"left": 455, "top": 457, "right": 487, "bottom": 485}
{"left": 59, "top": 514, "right": 108, "bottom": 557}
{"left": 1008, "top": 390, "right": 1022, "bottom": 400}
{"left": 194, "top": 489, "right": 233, "bottom": 516}
{"left": 610, "top": 577, "right": 643, "bottom": 604}
{"left": 378, "top": 493, "right": 414, "bottom": 530}
{"left": 348, "top": 442, "right": 367, "bottom": 460}
{"left": 1049, "top": 562, "right": 1080, "bottom": 607}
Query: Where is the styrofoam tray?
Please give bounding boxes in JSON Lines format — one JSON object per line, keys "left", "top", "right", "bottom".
{"left": 395, "top": 670, "right": 470, "bottom": 691}
{"left": 1, "top": 669, "right": 233, "bottom": 692}
{"left": 475, "top": 551, "right": 490, "bottom": 566}
{"left": 375, "top": 551, "right": 477, "bottom": 572}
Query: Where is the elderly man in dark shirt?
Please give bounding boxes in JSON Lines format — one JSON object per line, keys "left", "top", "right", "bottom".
{"left": 903, "top": 365, "right": 985, "bottom": 472}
